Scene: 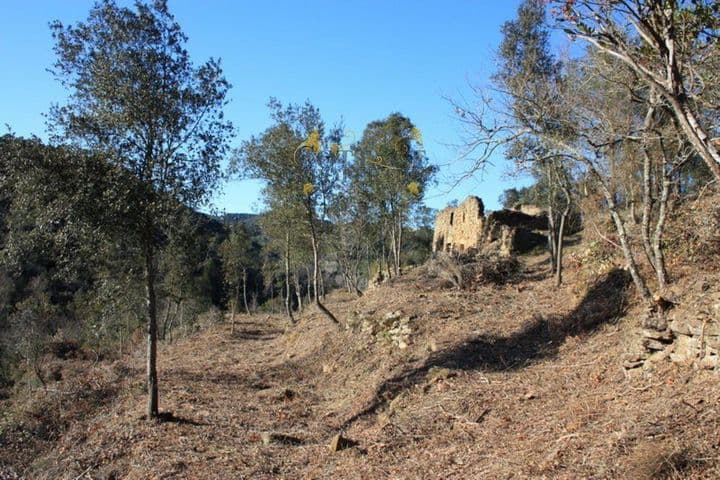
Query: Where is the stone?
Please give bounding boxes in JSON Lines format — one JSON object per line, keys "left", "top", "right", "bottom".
{"left": 645, "top": 350, "right": 668, "bottom": 364}
{"left": 329, "top": 434, "right": 357, "bottom": 452}
{"left": 642, "top": 314, "right": 668, "bottom": 331}
{"left": 261, "top": 432, "right": 303, "bottom": 446}
{"left": 643, "top": 338, "right": 668, "bottom": 351}
{"left": 700, "top": 355, "right": 719, "bottom": 370}
{"left": 522, "top": 391, "right": 538, "bottom": 400}
{"left": 669, "top": 353, "right": 690, "bottom": 364}
{"left": 668, "top": 320, "right": 693, "bottom": 336}
{"left": 674, "top": 335, "right": 700, "bottom": 359}
{"left": 623, "top": 360, "right": 644, "bottom": 369}
{"left": 427, "top": 339, "right": 439, "bottom": 352}
{"left": 642, "top": 329, "right": 673, "bottom": 341}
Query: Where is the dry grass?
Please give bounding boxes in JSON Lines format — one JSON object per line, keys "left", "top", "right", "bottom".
{"left": 2, "top": 239, "right": 720, "bottom": 479}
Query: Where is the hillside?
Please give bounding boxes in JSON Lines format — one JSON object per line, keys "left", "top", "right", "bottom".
{"left": 2, "top": 238, "right": 719, "bottom": 480}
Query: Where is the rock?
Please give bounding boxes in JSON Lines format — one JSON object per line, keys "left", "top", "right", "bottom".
{"left": 642, "top": 329, "right": 673, "bottom": 341}
{"left": 706, "top": 336, "right": 720, "bottom": 350}
{"left": 642, "top": 314, "right": 668, "bottom": 331}
{"left": 384, "top": 310, "right": 403, "bottom": 322}
{"left": 261, "top": 432, "right": 304, "bottom": 446}
{"left": 329, "top": 434, "right": 357, "bottom": 452}
{"left": 700, "top": 355, "right": 719, "bottom": 370}
{"left": 397, "top": 340, "right": 408, "bottom": 350}
{"left": 643, "top": 338, "right": 668, "bottom": 351}
{"left": 669, "top": 320, "right": 693, "bottom": 336}
{"left": 522, "top": 391, "right": 538, "bottom": 400}
{"left": 669, "top": 318, "right": 720, "bottom": 337}
{"left": 426, "top": 366, "right": 456, "bottom": 383}
{"left": 427, "top": 339, "right": 439, "bottom": 352}
{"left": 674, "top": 335, "right": 700, "bottom": 359}
{"left": 669, "top": 353, "right": 692, "bottom": 365}
{"left": 645, "top": 350, "right": 668, "bottom": 364}
{"left": 623, "top": 360, "right": 644, "bottom": 369}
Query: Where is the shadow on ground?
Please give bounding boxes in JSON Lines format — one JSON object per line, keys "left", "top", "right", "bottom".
{"left": 156, "top": 411, "right": 207, "bottom": 426}
{"left": 230, "top": 328, "right": 284, "bottom": 341}
{"left": 342, "top": 268, "right": 631, "bottom": 428}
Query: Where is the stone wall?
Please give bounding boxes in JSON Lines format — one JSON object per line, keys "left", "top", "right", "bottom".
{"left": 633, "top": 294, "right": 720, "bottom": 371}
{"left": 432, "top": 196, "right": 485, "bottom": 253}
{"left": 433, "top": 196, "right": 547, "bottom": 255}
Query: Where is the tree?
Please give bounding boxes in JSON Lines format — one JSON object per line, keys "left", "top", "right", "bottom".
{"left": 236, "top": 99, "right": 342, "bottom": 325}
{"left": 49, "top": 0, "right": 232, "bottom": 419}
{"left": 351, "top": 114, "right": 436, "bottom": 277}
{"left": 555, "top": 0, "right": 720, "bottom": 181}
{"left": 219, "top": 223, "right": 255, "bottom": 333}
{"left": 492, "top": 0, "right": 575, "bottom": 286}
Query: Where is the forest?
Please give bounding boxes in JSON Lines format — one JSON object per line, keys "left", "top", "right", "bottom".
{"left": 2, "top": 0, "right": 720, "bottom": 478}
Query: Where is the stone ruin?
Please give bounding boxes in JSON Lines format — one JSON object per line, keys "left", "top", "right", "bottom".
{"left": 432, "top": 196, "right": 548, "bottom": 256}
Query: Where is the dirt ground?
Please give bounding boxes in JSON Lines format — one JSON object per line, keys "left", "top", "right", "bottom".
{"left": 2, "top": 250, "right": 720, "bottom": 479}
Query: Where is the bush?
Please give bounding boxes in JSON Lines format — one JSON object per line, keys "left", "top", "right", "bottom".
{"left": 425, "top": 252, "right": 522, "bottom": 290}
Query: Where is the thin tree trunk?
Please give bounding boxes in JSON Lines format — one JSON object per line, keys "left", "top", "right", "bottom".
{"left": 319, "top": 265, "right": 326, "bottom": 301}
{"left": 305, "top": 266, "right": 312, "bottom": 305}
{"left": 306, "top": 205, "right": 338, "bottom": 325}
{"left": 547, "top": 203, "right": 557, "bottom": 269}
{"left": 551, "top": 139, "right": 651, "bottom": 299}
{"left": 144, "top": 241, "right": 159, "bottom": 419}
{"left": 231, "top": 283, "right": 239, "bottom": 334}
{"left": 284, "top": 231, "right": 294, "bottom": 324}
{"left": 641, "top": 147, "right": 657, "bottom": 271}
{"left": 396, "top": 211, "right": 403, "bottom": 276}
{"left": 295, "top": 273, "right": 303, "bottom": 313}
{"left": 555, "top": 188, "right": 571, "bottom": 287}
{"left": 230, "top": 298, "right": 236, "bottom": 335}
{"left": 165, "top": 300, "right": 178, "bottom": 343}
{"left": 242, "top": 268, "right": 249, "bottom": 315}
{"left": 160, "top": 297, "right": 171, "bottom": 341}
{"left": 652, "top": 175, "right": 670, "bottom": 290}
{"left": 666, "top": 95, "right": 720, "bottom": 182}
{"left": 608, "top": 201, "right": 651, "bottom": 299}
{"left": 174, "top": 300, "right": 184, "bottom": 344}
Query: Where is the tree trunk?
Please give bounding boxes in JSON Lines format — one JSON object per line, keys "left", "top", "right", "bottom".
{"left": 305, "top": 266, "right": 312, "bottom": 306}
{"left": 242, "top": 268, "right": 249, "bottom": 315}
{"left": 652, "top": 175, "right": 670, "bottom": 290}
{"left": 284, "top": 231, "right": 295, "bottom": 324}
{"left": 230, "top": 298, "right": 236, "bottom": 335}
{"left": 547, "top": 201, "right": 557, "bottom": 269}
{"left": 666, "top": 95, "right": 720, "bottom": 182}
{"left": 396, "top": 211, "right": 403, "bottom": 276}
{"left": 160, "top": 297, "right": 171, "bottom": 341}
{"left": 144, "top": 242, "right": 159, "bottom": 419}
{"left": 608, "top": 203, "right": 651, "bottom": 299}
{"left": 555, "top": 191, "right": 571, "bottom": 287}
{"left": 295, "top": 273, "right": 303, "bottom": 313}
{"left": 165, "top": 300, "right": 179, "bottom": 343}
{"left": 641, "top": 147, "right": 657, "bottom": 271}
{"left": 306, "top": 206, "right": 338, "bottom": 325}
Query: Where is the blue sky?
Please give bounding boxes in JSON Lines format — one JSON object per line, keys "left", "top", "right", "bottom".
{"left": 0, "top": 0, "right": 535, "bottom": 214}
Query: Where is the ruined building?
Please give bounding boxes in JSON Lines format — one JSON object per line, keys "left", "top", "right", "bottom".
{"left": 433, "top": 196, "right": 548, "bottom": 255}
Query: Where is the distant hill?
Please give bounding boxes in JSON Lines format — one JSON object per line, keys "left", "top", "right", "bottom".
{"left": 217, "top": 212, "right": 259, "bottom": 226}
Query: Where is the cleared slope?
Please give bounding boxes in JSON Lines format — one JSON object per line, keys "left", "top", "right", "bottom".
{"left": 3, "top": 249, "right": 720, "bottom": 479}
